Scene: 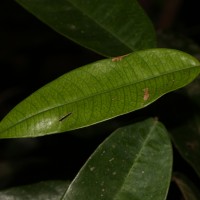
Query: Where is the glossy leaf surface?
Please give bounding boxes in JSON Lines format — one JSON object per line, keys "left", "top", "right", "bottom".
{"left": 62, "top": 118, "right": 172, "bottom": 200}
{"left": 0, "top": 180, "right": 69, "bottom": 200}
{"left": 16, "top": 0, "right": 156, "bottom": 57}
{"left": 173, "top": 173, "right": 200, "bottom": 200}
{"left": 0, "top": 49, "right": 200, "bottom": 138}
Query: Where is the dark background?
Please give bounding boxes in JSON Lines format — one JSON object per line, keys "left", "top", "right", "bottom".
{"left": 0, "top": 0, "right": 200, "bottom": 198}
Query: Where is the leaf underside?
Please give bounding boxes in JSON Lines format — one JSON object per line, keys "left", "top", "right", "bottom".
{"left": 0, "top": 48, "right": 200, "bottom": 138}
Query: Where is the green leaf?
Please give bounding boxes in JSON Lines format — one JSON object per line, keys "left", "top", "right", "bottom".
{"left": 0, "top": 180, "right": 69, "bottom": 200}
{"left": 170, "top": 115, "right": 200, "bottom": 177}
{"left": 172, "top": 172, "right": 200, "bottom": 200}
{"left": 0, "top": 49, "right": 200, "bottom": 138}
{"left": 15, "top": 0, "right": 156, "bottom": 57}
{"left": 61, "top": 118, "right": 172, "bottom": 200}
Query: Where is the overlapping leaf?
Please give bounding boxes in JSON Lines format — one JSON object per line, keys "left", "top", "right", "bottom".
{"left": 0, "top": 49, "right": 200, "bottom": 138}
{"left": 62, "top": 118, "right": 172, "bottom": 200}
{"left": 173, "top": 173, "right": 200, "bottom": 200}
{"left": 0, "top": 180, "right": 69, "bottom": 200}
{"left": 170, "top": 115, "right": 200, "bottom": 177}
{"left": 16, "top": 0, "right": 156, "bottom": 57}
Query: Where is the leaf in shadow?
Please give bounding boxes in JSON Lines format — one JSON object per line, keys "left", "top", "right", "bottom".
{"left": 170, "top": 115, "right": 200, "bottom": 178}
{"left": 0, "top": 180, "right": 69, "bottom": 200}
{"left": 173, "top": 172, "right": 200, "bottom": 200}
{"left": 16, "top": 0, "right": 156, "bottom": 57}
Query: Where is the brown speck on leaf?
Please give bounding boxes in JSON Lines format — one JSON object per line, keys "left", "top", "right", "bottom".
{"left": 143, "top": 88, "right": 149, "bottom": 101}
{"left": 111, "top": 54, "right": 129, "bottom": 62}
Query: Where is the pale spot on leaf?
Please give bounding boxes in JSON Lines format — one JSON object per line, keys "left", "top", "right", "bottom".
{"left": 143, "top": 88, "right": 149, "bottom": 101}
{"left": 89, "top": 166, "right": 95, "bottom": 171}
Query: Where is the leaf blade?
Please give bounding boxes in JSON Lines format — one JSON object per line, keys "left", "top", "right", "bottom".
{"left": 170, "top": 115, "right": 200, "bottom": 177}
{"left": 63, "top": 118, "right": 172, "bottom": 200}
{"left": 0, "top": 49, "right": 200, "bottom": 138}
{"left": 173, "top": 172, "right": 200, "bottom": 200}
{"left": 0, "top": 180, "right": 69, "bottom": 200}
{"left": 15, "top": 0, "right": 156, "bottom": 57}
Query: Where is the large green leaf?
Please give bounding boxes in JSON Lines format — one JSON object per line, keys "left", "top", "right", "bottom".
{"left": 0, "top": 180, "right": 69, "bottom": 200}
{"left": 172, "top": 172, "right": 200, "bottom": 200}
{"left": 15, "top": 0, "right": 156, "bottom": 57}
{"left": 170, "top": 115, "right": 200, "bottom": 177}
{"left": 0, "top": 49, "right": 200, "bottom": 138}
{"left": 61, "top": 118, "right": 172, "bottom": 200}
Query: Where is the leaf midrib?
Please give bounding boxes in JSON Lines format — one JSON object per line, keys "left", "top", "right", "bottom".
{"left": 113, "top": 120, "right": 158, "bottom": 199}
